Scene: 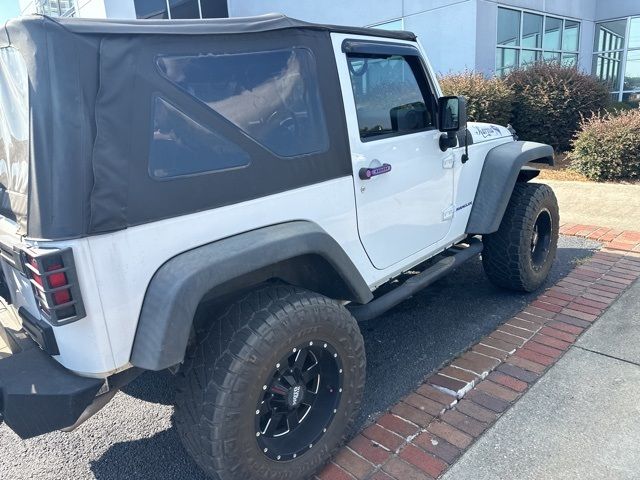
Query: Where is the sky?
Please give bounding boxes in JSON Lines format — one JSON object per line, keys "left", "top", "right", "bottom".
{"left": 0, "top": 0, "right": 20, "bottom": 24}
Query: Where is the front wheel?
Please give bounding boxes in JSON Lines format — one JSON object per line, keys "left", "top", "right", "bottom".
{"left": 482, "top": 182, "right": 559, "bottom": 292}
{"left": 174, "top": 284, "right": 366, "bottom": 480}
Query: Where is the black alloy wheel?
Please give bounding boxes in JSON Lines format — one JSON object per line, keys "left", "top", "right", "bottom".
{"left": 530, "top": 208, "right": 553, "bottom": 270}
{"left": 256, "top": 341, "right": 342, "bottom": 461}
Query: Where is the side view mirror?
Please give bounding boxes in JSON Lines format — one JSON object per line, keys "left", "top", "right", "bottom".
{"left": 438, "top": 96, "right": 468, "bottom": 132}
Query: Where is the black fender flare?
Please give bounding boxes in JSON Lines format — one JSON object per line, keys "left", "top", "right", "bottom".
{"left": 466, "top": 141, "right": 554, "bottom": 235}
{"left": 130, "top": 221, "right": 373, "bottom": 371}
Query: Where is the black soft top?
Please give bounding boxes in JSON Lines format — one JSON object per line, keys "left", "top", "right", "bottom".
{"left": 1, "top": 13, "right": 416, "bottom": 43}
{"left": 0, "top": 14, "right": 416, "bottom": 239}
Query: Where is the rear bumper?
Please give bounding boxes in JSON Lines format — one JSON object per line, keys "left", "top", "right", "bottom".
{"left": 0, "top": 302, "right": 104, "bottom": 439}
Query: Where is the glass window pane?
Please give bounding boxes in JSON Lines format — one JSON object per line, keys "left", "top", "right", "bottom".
{"left": 346, "top": 54, "right": 435, "bottom": 139}
{"left": 496, "top": 48, "right": 519, "bottom": 75}
{"left": 200, "top": 0, "right": 228, "bottom": 18}
{"left": 622, "top": 91, "right": 640, "bottom": 106}
{"left": 157, "top": 48, "right": 329, "bottom": 157}
{"left": 544, "top": 17, "right": 562, "bottom": 51}
{"left": 497, "top": 8, "right": 520, "bottom": 46}
{"left": 630, "top": 17, "right": 640, "bottom": 49}
{"left": 592, "top": 52, "right": 622, "bottom": 90}
{"left": 624, "top": 50, "right": 640, "bottom": 91}
{"left": 169, "top": 0, "right": 200, "bottom": 19}
{"left": 521, "top": 49, "right": 540, "bottom": 66}
{"left": 522, "top": 13, "right": 543, "bottom": 48}
{"left": 543, "top": 51, "right": 560, "bottom": 62}
{"left": 594, "top": 20, "right": 627, "bottom": 52}
{"left": 563, "top": 20, "right": 580, "bottom": 51}
{"left": 561, "top": 53, "right": 578, "bottom": 66}
{"left": 149, "top": 97, "right": 250, "bottom": 180}
{"left": 134, "top": 0, "right": 168, "bottom": 19}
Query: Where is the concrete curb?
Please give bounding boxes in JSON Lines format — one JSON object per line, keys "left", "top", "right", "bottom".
{"left": 315, "top": 227, "right": 640, "bottom": 480}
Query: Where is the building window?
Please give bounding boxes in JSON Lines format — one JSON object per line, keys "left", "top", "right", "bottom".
{"left": 593, "top": 16, "right": 640, "bottom": 105}
{"left": 496, "top": 7, "right": 580, "bottom": 75}
{"left": 135, "top": 0, "right": 228, "bottom": 19}
{"left": 34, "top": 0, "right": 76, "bottom": 17}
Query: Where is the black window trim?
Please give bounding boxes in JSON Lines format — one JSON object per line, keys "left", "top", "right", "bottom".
{"left": 342, "top": 39, "right": 439, "bottom": 143}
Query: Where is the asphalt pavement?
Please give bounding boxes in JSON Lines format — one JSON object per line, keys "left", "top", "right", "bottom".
{"left": 0, "top": 236, "right": 599, "bottom": 480}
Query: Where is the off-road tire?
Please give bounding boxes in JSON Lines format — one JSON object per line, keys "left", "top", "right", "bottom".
{"left": 174, "top": 284, "right": 366, "bottom": 480}
{"left": 482, "top": 182, "right": 559, "bottom": 292}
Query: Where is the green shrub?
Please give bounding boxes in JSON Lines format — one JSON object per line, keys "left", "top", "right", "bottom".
{"left": 439, "top": 71, "right": 514, "bottom": 126}
{"left": 569, "top": 108, "right": 640, "bottom": 181}
{"left": 505, "top": 62, "right": 610, "bottom": 151}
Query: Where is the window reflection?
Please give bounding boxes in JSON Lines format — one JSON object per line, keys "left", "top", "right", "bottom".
{"left": 496, "top": 8, "right": 580, "bottom": 75}
{"left": 346, "top": 54, "right": 435, "bottom": 139}
{"left": 497, "top": 8, "right": 520, "bottom": 46}
{"left": 149, "top": 97, "right": 250, "bottom": 179}
{"left": 157, "top": 48, "right": 329, "bottom": 157}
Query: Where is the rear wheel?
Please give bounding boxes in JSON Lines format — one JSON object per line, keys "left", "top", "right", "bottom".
{"left": 482, "top": 182, "right": 559, "bottom": 292}
{"left": 174, "top": 284, "right": 366, "bottom": 480}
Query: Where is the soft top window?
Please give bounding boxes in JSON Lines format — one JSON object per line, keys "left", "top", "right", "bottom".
{"left": 0, "top": 47, "right": 29, "bottom": 228}
{"left": 156, "top": 47, "right": 329, "bottom": 157}
{"left": 149, "top": 97, "right": 251, "bottom": 179}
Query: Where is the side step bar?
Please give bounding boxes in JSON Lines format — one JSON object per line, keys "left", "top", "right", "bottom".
{"left": 350, "top": 238, "right": 483, "bottom": 322}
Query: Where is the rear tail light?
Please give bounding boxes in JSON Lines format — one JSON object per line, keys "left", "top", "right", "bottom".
{"left": 22, "top": 248, "right": 86, "bottom": 326}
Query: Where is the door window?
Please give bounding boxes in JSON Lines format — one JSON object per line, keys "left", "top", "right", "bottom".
{"left": 346, "top": 53, "right": 436, "bottom": 141}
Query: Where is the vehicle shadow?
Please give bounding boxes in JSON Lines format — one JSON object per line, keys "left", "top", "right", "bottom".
{"left": 90, "top": 425, "right": 209, "bottom": 480}
{"left": 121, "top": 369, "right": 176, "bottom": 406}
{"left": 91, "top": 241, "right": 598, "bottom": 479}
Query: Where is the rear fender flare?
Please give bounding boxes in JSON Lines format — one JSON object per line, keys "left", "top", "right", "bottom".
{"left": 130, "top": 221, "right": 372, "bottom": 371}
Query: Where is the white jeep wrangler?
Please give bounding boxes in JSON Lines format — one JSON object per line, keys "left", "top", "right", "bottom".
{"left": 0, "top": 13, "right": 558, "bottom": 480}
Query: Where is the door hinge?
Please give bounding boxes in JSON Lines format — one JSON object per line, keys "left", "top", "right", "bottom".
{"left": 442, "top": 156, "right": 454, "bottom": 169}
{"left": 442, "top": 205, "right": 454, "bottom": 221}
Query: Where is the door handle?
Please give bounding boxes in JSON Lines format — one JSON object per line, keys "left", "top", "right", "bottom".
{"left": 359, "top": 163, "right": 392, "bottom": 180}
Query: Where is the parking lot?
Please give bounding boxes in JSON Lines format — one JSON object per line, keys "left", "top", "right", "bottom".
{"left": 0, "top": 236, "right": 598, "bottom": 480}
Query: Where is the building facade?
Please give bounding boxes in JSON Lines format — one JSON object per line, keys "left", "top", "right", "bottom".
{"left": 19, "top": 0, "right": 640, "bottom": 104}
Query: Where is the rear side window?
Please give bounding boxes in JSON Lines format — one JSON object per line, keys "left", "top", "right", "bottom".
{"left": 346, "top": 53, "right": 436, "bottom": 140}
{"left": 156, "top": 48, "right": 329, "bottom": 157}
{"left": 149, "top": 97, "right": 250, "bottom": 179}
{"left": 0, "top": 47, "right": 29, "bottom": 224}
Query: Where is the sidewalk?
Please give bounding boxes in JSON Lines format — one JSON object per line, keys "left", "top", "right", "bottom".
{"left": 442, "top": 278, "right": 640, "bottom": 480}
{"left": 534, "top": 179, "right": 640, "bottom": 231}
